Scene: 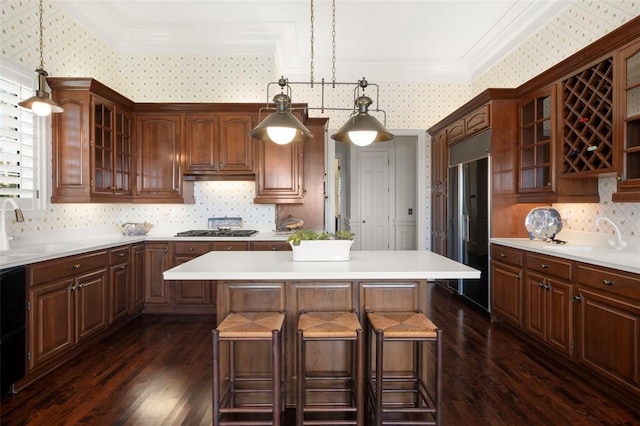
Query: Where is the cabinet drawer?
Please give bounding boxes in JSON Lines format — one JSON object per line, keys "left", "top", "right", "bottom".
{"left": 109, "top": 246, "right": 131, "bottom": 264}
{"left": 30, "top": 251, "right": 108, "bottom": 286}
{"left": 174, "top": 241, "right": 211, "bottom": 255}
{"left": 211, "top": 241, "right": 249, "bottom": 251}
{"left": 251, "top": 241, "right": 292, "bottom": 251}
{"left": 465, "top": 104, "right": 490, "bottom": 135}
{"left": 525, "top": 253, "right": 573, "bottom": 281}
{"left": 490, "top": 245, "right": 523, "bottom": 267}
{"left": 577, "top": 264, "right": 640, "bottom": 302}
{"left": 446, "top": 119, "right": 465, "bottom": 144}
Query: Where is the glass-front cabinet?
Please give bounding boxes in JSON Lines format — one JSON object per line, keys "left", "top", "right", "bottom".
{"left": 519, "top": 86, "right": 554, "bottom": 197}
{"left": 614, "top": 40, "right": 640, "bottom": 201}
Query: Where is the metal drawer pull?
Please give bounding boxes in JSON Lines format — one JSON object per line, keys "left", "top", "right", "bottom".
{"left": 189, "top": 247, "right": 195, "bottom": 251}
{"left": 72, "top": 264, "right": 81, "bottom": 269}
{"left": 515, "top": 273, "right": 520, "bottom": 279}
{"left": 603, "top": 279, "right": 615, "bottom": 286}
{"left": 541, "top": 264, "right": 549, "bottom": 269}
{"left": 500, "top": 253, "right": 507, "bottom": 257}
{"left": 538, "top": 282, "right": 545, "bottom": 288}
{"left": 118, "top": 252, "right": 125, "bottom": 257}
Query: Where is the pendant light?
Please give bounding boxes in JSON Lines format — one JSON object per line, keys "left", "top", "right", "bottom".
{"left": 18, "top": 0, "right": 63, "bottom": 117}
{"left": 250, "top": 87, "right": 313, "bottom": 145}
{"left": 251, "top": 0, "right": 393, "bottom": 146}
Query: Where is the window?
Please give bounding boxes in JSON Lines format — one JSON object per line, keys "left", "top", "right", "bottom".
{"left": 0, "top": 59, "right": 46, "bottom": 212}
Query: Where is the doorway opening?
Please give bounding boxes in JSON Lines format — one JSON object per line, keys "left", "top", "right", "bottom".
{"left": 326, "top": 130, "right": 428, "bottom": 250}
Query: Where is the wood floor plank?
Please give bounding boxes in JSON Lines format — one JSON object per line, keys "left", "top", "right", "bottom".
{"left": 1, "top": 284, "right": 638, "bottom": 425}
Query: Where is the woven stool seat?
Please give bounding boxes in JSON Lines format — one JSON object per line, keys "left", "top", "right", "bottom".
{"left": 367, "top": 312, "right": 438, "bottom": 338}
{"left": 217, "top": 312, "right": 285, "bottom": 339}
{"left": 366, "top": 310, "right": 442, "bottom": 425}
{"left": 298, "top": 311, "right": 361, "bottom": 338}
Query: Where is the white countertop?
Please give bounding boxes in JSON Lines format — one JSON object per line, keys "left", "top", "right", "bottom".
{"left": 491, "top": 232, "right": 640, "bottom": 275}
{"left": 162, "top": 250, "right": 481, "bottom": 281}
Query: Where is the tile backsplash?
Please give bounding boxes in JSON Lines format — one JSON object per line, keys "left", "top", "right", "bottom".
{"left": 2, "top": 0, "right": 640, "bottom": 242}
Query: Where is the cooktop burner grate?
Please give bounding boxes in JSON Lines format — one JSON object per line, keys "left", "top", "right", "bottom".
{"left": 175, "top": 229, "right": 258, "bottom": 237}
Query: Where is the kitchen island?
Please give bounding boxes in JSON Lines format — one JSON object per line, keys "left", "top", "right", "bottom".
{"left": 164, "top": 250, "right": 480, "bottom": 405}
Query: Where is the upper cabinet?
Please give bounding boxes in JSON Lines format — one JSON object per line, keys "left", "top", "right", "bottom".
{"left": 254, "top": 134, "right": 304, "bottom": 204}
{"left": 183, "top": 113, "right": 255, "bottom": 179}
{"left": 560, "top": 57, "right": 615, "bottom": 176}
{"left": 134, "top": 113, "right": 184, "bottom": 202}
{"left": 49, "top": 78, "right": 135, "bottom": 203}
{"left": 613, "top": 40, "right": 640, "bottom": 201}
{"left": 519, "top": 86, "right": 554, "bottom": 196}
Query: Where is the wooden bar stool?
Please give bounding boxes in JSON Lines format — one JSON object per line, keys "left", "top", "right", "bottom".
{"left": 366, "top": 311, "right": 442, "bottom": 426}
{"left": 296, "top": 310, "right": 365, "bottom": 426}
{"left": 212, "top": 311, "right": 286, "bottom": 426}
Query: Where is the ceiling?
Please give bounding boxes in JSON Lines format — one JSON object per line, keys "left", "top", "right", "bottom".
{"left": 52, "top": 0, "right": 572, "bottom": 83}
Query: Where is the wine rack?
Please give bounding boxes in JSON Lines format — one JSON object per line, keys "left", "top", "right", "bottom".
{"left": 561, "top": 58, "right": 614, "bottom": 175}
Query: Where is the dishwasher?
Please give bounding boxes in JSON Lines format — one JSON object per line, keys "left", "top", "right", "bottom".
{"left": 1, "top": 265, "right": 26, "bottom": 395}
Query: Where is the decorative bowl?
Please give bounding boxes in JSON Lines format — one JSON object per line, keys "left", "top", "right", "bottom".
{"left": 117, "top": 222, "right": 153, "bottom": 236}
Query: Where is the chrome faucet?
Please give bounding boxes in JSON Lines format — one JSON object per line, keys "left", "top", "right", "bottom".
{"left": 595, "top": 216, "right": 627, "bottom": 250}
{"left": 1, "top": 198, "right": 25, "bottom": 250}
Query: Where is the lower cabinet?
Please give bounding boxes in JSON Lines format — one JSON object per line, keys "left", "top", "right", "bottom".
{"left": 574, "top": 263, "right": 640, "bottom": 400}
{"left": 109, "top": 246, "right": 131, "bottom": 324}
{"left": 131, "top": 243, "right": 145, "bottom": 312}
{"left": 27, "top": 251, "right": 109, "bottom": 371}
{"left": 490, "top": 243, "right": 640, "bottom": 407}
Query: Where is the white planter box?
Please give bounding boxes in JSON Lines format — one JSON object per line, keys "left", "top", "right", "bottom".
{"left": 289, "top": 240, "right": 354, "bottom": 262}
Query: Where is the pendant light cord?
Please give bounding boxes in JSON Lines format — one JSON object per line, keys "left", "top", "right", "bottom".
{"left": 309, "top": 0, "right": 337, "bottom": 86}
{"left": 38, "top": 0, "right": 45, "bottom": 70}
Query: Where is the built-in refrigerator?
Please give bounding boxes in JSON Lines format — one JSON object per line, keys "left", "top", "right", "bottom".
{"left": 447, "top": 131, "right": 491, "bottom": 312}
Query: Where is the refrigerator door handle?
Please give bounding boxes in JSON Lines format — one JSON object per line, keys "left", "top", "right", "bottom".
{"left": 462, "top": 214, "right": 470, "bottom": 242}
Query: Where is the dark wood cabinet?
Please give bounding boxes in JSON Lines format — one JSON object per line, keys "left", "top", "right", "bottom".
{"left": 575, "top": 263, "right": 640, "bottom": 399}
{"left": 254, "top": 137, "right": 304, "bottom": 204}
{"left": 143, "top": 242, "right": 173, "bottom": 306}
{"left": 490, "top": 245, "right": 524, "bottom": 327}
{"left": 183, "top": 113, "right": 255, "bottom": 178}
{"left": 614, "top": 40, "right": 640, "bottom": 201}
{"left": 130, "top": 243, "right": 145, "bottom": 312}
{"left": 49, "top": 78, "right": 134, "bottom": 203}
{"left": 250, "top": 240, "right": 292, "bottom": 251}
{"left": 109, "top": 246, "right": 131, "bottom": 324}
{"left": 135, "top": 114, "right": 184, "bottom": 202}
{"left": 276, "top": 117, "right": 328, "bottom": 229}
{"left": 28, "top": 251, "right": 109, "bottom": 371}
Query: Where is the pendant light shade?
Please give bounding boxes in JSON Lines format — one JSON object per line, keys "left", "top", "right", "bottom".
{"left": 331, "top": 96, "right": 393, "bottom": 146}
{"left": 250, "top": 93, "right": 313, "bottom": 144}
{"left": 18, "top": 68, "right": 63, "bottom": 116}
{"left": 18, "top": 0, "right": 63, "bottom": 117}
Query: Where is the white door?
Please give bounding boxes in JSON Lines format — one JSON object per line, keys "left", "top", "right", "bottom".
{"left": 359, "top": 150, "right": 390, "bottom": 250}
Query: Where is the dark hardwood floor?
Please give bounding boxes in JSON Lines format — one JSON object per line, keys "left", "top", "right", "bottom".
{"left": 2, "top": 283, "right": 638, "bottom": 425}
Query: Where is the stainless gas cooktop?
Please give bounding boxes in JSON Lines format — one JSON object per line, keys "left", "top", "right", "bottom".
{"left": 175, "top": 229, "right": 258, "bottom": 237}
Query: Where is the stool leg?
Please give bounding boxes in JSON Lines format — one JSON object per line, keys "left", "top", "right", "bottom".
{"left": 273, "top": 329, "right": 282, "bottom": 426}
{"left": 375, "top": 329, "right": 384, "bottom": 426}
{"left": 296, "top": 329, "right": 304, "bottom": 426}
{"left": 212, "top": 330, "right": 220, "bottom": 426}
{"left": 416, "top": 340, "right": 422, "bottom": 407}
{"left": 435, "top": 329, "right": 442, "bottom": 426}
{"left": 356, "top": 328, "right": 365, "bottom": 426}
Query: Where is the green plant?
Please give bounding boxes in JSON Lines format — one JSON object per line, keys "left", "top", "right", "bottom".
{"left": 287, "top": 229, "right": 355, "bottom": 246}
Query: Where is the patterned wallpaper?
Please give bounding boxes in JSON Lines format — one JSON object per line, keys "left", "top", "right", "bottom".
{"left": 1, "top": 0, "right": 639, "bottom": 239}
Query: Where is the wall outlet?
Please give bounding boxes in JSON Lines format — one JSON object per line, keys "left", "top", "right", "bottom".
{"left": 408, "top": 208, "right": 413, "bottom": 215}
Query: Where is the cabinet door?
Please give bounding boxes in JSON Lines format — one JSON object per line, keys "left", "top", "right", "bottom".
{"left": 51, "top": 90, "right": 92, "bottom": 202}
{"left": 524, "top": 271, "right": 547, "bottom": 341}
{"left": 614, "top": 41, "right": 640, "bottom": 201}
{"left": 109, "top": 261, "right": 129, "bottom": 324}
{"left": 490, "top": 261, "right": 523, "bottom": 326}
{"left": 92, "top": 97, "right": 116, "bottom": 195}
{"left": 519, "top": 86, "right": 554, "bottom": 195}
{"left": 219, "top": 114, "right": 254, "bottom": 174}
{"left": 254, "top": 139, "right": 304, "bottom": 204}
{"left": 174, "top": 257, "right": 213, "bottom": 305}
{"left": 250, "top": 241, "right": 291, "bottom": 251}
{"left": 576, "top": 286, "right": 640, "bottom": 394}
{"left": 184, "top": 114, "right": 220, "bottom": 173}
{"left": 113, "top": 107, "right": 133, "bottom": 195}
{"left": 130, "top": 244, "right": 145, "bottom": 312}
{"left": 28, "top": 279, "right": 74, "bottom": 370}
{"left": 144, "top": 242, "right": 172, "bottom": 304}
{"left": 135, "top": 114, "right": 182, "bottom": 200}
{"left": 546, "top": 278, "right": 573, "bottom": 356}
{"left": 75, "top": 268, "right": 108, "bottom": 342}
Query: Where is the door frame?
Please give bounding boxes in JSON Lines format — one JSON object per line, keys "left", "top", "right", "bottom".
{"left": 326, "top": 129, "right": 428, "bottom": 250}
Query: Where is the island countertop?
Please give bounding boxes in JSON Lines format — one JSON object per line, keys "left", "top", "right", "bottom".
{"left": 162, "top": 250, "right": 481, "bottom": 281}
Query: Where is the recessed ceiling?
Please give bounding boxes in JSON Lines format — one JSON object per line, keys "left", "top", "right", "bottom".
{"left": 52, "top": 0, "right": 571, "bottom": 82}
